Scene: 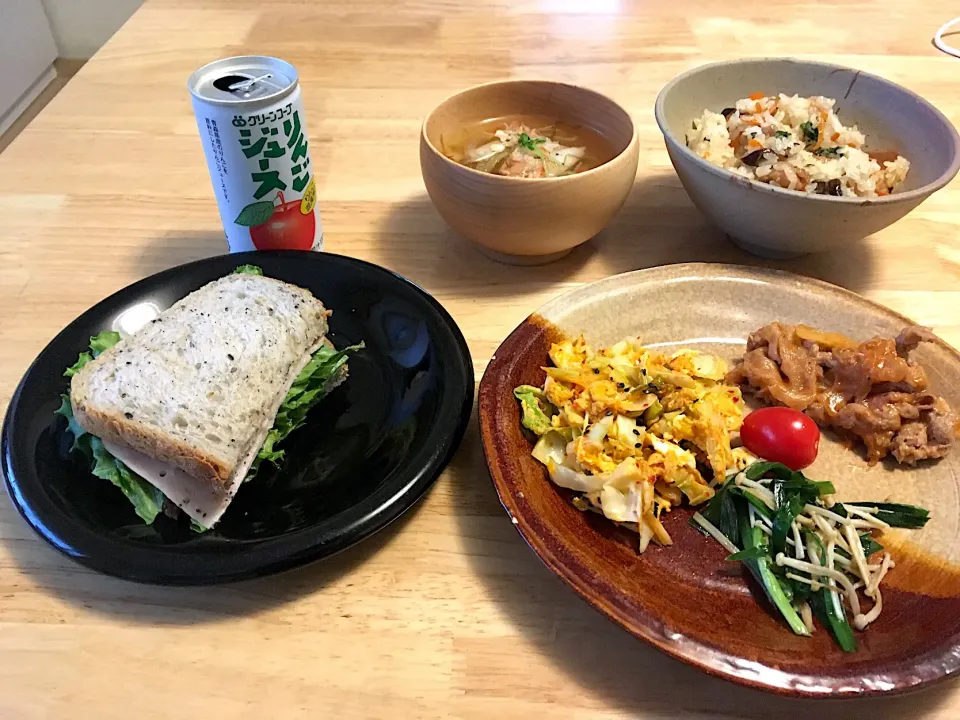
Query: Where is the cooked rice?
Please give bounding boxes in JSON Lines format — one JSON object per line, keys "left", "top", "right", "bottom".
{"left": 686, "top": 94, "right": 910, "bottom": 197}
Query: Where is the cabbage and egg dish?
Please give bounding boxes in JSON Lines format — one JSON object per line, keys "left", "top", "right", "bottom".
{"left": 515, "top": 336, "right": 752, "bottom": 551}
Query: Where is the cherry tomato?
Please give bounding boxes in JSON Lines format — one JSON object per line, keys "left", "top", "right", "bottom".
{"left": 741, "top": 407, "right": 820, "bottom": 470}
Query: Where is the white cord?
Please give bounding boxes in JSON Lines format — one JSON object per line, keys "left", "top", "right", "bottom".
{"left": 935, "top": 17, "right": 960, "bottom": 58}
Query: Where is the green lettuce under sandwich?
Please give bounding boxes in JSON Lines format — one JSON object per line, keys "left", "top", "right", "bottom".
{"left": 56, "top": 266, "right": 359, "bottom": 530}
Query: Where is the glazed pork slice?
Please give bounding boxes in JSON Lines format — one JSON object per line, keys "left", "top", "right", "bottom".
{"left": 727, "top": 322, "right": 959, "bottom": 465}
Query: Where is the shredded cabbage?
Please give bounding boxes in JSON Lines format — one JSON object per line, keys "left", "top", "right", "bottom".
{"left": 515, "top": 334, "right": 746, "bottom": 552}
{"left": 514, "top": 385, "right": 555, "bottom": 435}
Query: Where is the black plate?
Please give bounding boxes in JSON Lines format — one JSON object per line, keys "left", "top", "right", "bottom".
{"left": 2, "top": 251, "right": 473, "bottom": 584}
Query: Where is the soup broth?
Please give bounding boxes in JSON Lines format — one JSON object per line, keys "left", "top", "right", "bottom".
{"left": 441, "top": 114, "right": 616, "bottom": 178}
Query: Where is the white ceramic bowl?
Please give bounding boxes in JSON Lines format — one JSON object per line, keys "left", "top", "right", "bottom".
{"left": 655, "top": 58, "right": 960, "bottom": 258}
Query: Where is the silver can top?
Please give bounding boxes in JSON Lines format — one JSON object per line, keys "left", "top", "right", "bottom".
{"left": 188, "top": 55, "right": 299, "bottom": 107}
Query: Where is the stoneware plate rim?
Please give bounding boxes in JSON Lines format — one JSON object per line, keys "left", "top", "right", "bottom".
{"left": 478, "top": 262, "right": 960, "bottom": 697}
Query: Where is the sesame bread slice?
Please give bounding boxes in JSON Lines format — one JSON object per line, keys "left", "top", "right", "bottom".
{"left": 70, "top": 273, "right": 330, "bottom": 503}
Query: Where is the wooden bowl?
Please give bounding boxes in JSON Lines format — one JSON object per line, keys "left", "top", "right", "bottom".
{"left": 420, "top": 80, "right": 639, "bottom": 265}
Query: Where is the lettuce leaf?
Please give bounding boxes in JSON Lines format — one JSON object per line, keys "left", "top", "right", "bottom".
{"left": 58, "top": 331, "right": 164, "bottom": 523}
{"left": 89, "top": 331, "right": 122, "bottom": 355}
{"left": 57, "top": 331, "right": 123, "bottom": 453}
{"left": 90, "top": 435, "right": 165, "bottom": 523}
{"left": 56, "top": 394, "right": 93, "bottom": 456}
{"left": 56, "top": 389, "right": 164, "bottom": 524}
{"left": 233, "top": 264, "right": 263, "bottom": 276}
{"left": 247, "top": 342, "right": 363, "bottom": 478}
{"left": 189, "top": 518, "right": 208, "bottom": 533}
{"left": 63, "top": 352, "right": 93, "bottom": 378}
{"left": 64, "top": 330, "right": 120, "bottom": 377}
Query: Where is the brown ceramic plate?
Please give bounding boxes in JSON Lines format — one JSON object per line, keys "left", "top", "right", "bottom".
{"left": 478, "top": 263, "right": 960, "bottom": 697}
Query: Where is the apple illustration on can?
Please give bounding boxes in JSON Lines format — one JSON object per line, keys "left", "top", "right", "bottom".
{"left": 234, "top": 189, "right": 317, "bottom": 251}
{"left": 248, "top": 191, "right": 315, "bottom": 250}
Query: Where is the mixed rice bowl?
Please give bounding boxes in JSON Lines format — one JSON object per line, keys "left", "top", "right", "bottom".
{"left": 686, "top": 93, "right": 910, "bottom": 198}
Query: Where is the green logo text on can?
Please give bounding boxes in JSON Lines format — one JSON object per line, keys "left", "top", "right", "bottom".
{"left": 188, "top": 56, "right": 323, "bottom": 252}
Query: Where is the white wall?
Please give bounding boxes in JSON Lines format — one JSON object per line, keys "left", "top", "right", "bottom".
{"left": 40, "top": 0, "right": 144, "bottom": 59}
{"left": 0, "top": 0, "right": 58, "bottom": 136}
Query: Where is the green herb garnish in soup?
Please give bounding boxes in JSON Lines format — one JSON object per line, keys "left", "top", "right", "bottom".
{"left": 517, "top": 132, "right": 547, "bottom": 151}
{"left": 440, "top": 114, "right": 615, "bottom": 178}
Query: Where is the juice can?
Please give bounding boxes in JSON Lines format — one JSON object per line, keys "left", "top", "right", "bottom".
{"left": 188, "top": 56, "right": 323, "bottom": 252}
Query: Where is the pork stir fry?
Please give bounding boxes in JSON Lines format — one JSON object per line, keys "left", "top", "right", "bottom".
{"left": 727, "top": 323, "right": 959, "bottom": 465}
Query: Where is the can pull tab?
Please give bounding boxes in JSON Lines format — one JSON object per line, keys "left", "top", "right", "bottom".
{"left": 227, "top": 74, "right": 278, "bottom": 92}
{"left": 211, "top": 73, "right": 286, "bottom": 99}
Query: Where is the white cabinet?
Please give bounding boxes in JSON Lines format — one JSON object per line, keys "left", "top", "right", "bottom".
{"left": 0, "top": 0, "right": 58, "bottom": 136}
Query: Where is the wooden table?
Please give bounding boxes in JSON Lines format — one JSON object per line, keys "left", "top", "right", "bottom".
{"left": 1, "top": 0, "right": 959, "bottom": 716}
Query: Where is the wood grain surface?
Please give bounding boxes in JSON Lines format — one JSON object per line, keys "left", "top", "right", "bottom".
{"left": 1, "top": 0, "right": 959, "bottom": 717}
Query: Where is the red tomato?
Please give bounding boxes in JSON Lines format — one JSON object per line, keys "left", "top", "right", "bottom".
{"left": 249, "top": 201, "right": 315, "bottom": 250}
{"left": 741, "top": 407, "right": 820, "bottom": 470}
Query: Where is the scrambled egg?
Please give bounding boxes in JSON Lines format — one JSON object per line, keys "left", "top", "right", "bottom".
{"left": 515, "top": 336, "right": 746, "bottom": 552}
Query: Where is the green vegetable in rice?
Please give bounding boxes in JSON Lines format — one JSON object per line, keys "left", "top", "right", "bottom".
{"left": 800, "top": 121, "right": 819, "bottom": 144}
{"left": 814, "top": 146, "right": 843, "bottom": 158}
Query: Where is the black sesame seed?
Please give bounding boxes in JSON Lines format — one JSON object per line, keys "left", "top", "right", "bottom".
{"left": 632, "top": 428, "right": 640, "bottom": 435}
{"left": 635, "top": 442, "right": 641, "bottom": 448}
{"left": 124, "top": 412, "right": 133, "bottom": 419}
{"left": 227, "top": 353, "right": 234, "bottom": 361}
{"left": 593, "top": 368, "right": 600, "bottom": 374}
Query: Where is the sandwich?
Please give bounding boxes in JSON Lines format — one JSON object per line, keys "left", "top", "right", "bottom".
{"left": 56, "top": 265, "right": 359, "bottom": 530}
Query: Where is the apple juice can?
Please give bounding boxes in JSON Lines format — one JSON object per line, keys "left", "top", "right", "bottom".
{"left": 188, "top": 56, "right": 323, "bottom": 252}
